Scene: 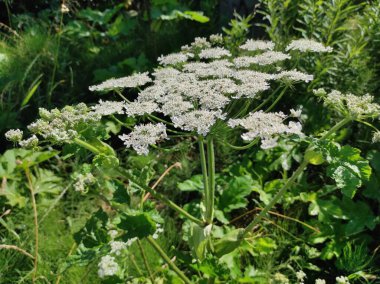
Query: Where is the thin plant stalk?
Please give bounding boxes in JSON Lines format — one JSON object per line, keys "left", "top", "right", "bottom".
{"left": 206, "top": 137, "right": 215, "bottom": 224}
{"left": 25, "top": 167, "right": 39, "bottom": 283}
{"left": 137, "top": 239, "right": 155, "bottom": 282}
{"left": 146, "top": 236, "right": 192, "bottom": 284}
{"left": 198, "top": 137, "right": 209, "bottom": 223}
{"left": 121, "top": 170, "right": 204, "bottom": 226}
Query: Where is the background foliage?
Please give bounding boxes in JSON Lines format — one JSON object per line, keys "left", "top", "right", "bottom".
{"left": 0, "top": 0, "right": 379, "bottom": 283}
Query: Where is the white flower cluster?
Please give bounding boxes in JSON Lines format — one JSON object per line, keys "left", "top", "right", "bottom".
{"left": 181, "top": 37, "right": 211, "bottom": 52}
{"left": 73, "top": 173, "right": 95, "bottom": 193}
{"left": 5, "top": 129, "right": 23, "bottom": 142}
{"left": 240, "top": 39, "right": 275, "bottom": 51}
{"left": 336, "top": 276, "right": 350, "bottom": 284}
{"left": 322, "top": 89, "right": 380, "bottom": 118}
{"left": 124, "top": 101, "right": 158, "bottom": 117}
{"left": 199, "top": 47, "right": 231, "bottom": 59}
{"left": 11, "top": 36, "right": 324, "bottom": 154}
{"left": 91, "top": 100, "right": 125, "bottom": 116}
{"left": 276, "top": 70, "right": 314, "bottom": 82}
{"left": 315, "top": 279, "right": 326, "bottom": 284}
{"left": 19, "top": 135, "right": 39, "bottom": 149}
{"left": 372, "top": 131, "right": 380, "bottom": 143}
{"left": 234, "top": 51, "right": 290, "bottom": 67}
{"left": 172, "top": 110, "right": 225, "bottom": 136}
{"left": 296, "top": 270, "right": 306, "bottom": 283}
{"left": 26, "top": 104, "right": 101, "bottom": 143}
{"left": 286, "top": 39, "right": 333, "bottom": 53}
{"left": 209, "top": 33, "right": 223, "bottom": 45}
{"left": 98, "top": 255, "right": 119, "bottom": 278}
{"left": 89, "top": 72, "right": 151, "bottom": 92}
{"left": 109, "top": 237, "right": 137, "bottom": 256}
{"left": 152, "top": 223, "right": 164, "bottom": 239}
{"left": 228, "top": 111, "right": 302, "bottom": 149}
{"left": 158, "top": 52, "right": 192, "bottom": 66}
{"left": 119, "top": 123, "right": 167, "bottom": 155}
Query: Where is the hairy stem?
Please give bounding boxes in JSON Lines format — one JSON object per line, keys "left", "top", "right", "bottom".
{"left": 147, "top": 236, "right": 192, "bottom": 284}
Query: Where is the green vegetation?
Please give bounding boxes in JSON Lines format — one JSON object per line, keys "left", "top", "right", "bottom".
{"left": 0, "top": 1, "right": 379, "bottom": 283}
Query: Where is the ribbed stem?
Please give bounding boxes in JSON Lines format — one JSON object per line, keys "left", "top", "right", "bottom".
{"left": 198, "top": 137, "right": 209, "bottom": 223}
{"left": 206, "top": 137, "right": 215, "bottom": 224}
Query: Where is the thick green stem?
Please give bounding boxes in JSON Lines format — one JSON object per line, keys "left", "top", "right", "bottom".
{"left": 198, "top": 137, "right": 209, "bottom": 223}
{"left": 121, "top": 170, "right": 204, "bottom": 226}
{"left": 206, "top": 137, "right": 215, "bottom": 224}
{"left": 73, "top": 138, "right": 101, "bottom": 154}
{"left": 147, "top": 236, "right": 192, "bottom": 284}
{"left": 137, "top": 239, "right": 154, "bottom": 282}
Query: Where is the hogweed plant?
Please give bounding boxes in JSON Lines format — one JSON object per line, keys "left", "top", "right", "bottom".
{"left": 5, "top": 34, "right": 380, "bottom": 283}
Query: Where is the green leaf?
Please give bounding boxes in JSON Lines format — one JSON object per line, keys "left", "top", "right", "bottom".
{"left": 118, "top": 211, "right": 156, "bottom": 239}
{"left": 318, "top": 143, "right": 371, "bottom": 198}
{"left": 74, "top": 210, "right": 109, "bottom": 248}
{"left": 21, "top": 78, "right": 42, "bottom": 107}
{"left": 177, "top": 175, "right": 203, "bottom": 192}
{"left": 305, "top": 149, "right": 325, "bottom": 165}
{"left": 188, "top": 224, "right": 210, "bottom": 260}
{"left": 183, "top": 11, "right": 210, "bottom": 23}
{"left": 214, "top": 228, "right": 244, "bottom": 257}
{"left": 218, "top": 175, "right": 255, "bottom": 213}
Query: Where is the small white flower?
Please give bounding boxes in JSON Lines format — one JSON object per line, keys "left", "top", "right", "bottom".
{"left": 119, "top": 123, "right": 167, "bottom": 155}
{"left": 286, "top": 39, "right": 333, "bottom": 53}
{"left": 98, "top": 255, "right": 119, "bottom": 278}
{"left": 372, "top": 131, "right": 380, "bottom": 143}
{"left": 276, "top": 70, "right": 314, "bottom": 82}
{"left": 110, "top": 241, "right": 127, "bottom": 255}
{"left": 172, "top": 110, "right": 225, "bottom": 136}
{"left": 234, "top": 51, "right": 290, "bottom": 67}
{"left": 158, "top": 52, "right": 191, "bottom": 66}
{"left": 315, "top": 279, "right": 326, "bottom": 284}
{"left": 209, "top": 33, "right": 223, "bottom": 44}
{"left": 91, "top": 100, "right": 125, "bottom": 116}
{"left": 239, "top": 39, "right": 275, "bottom": 51}
{"left": 296, "top": 270, "right": 306, "bottom": 281}
{"left": 199, "top": 47, "right": 231, "bottom": 59}
{"left": 19, "top": 135, "right": 39, "bottom": 148}
{"left": 108, "top": 230, "right": 118, "bottom": 239}
{"left": 290, "top": 108, "right": 302, "bottom": 118}
{"left": 89, "top": 72, "right": 152, "bottom": 91}
{"left": 336, "top": 276, "right": 350, "bottom": 284}
{"left": 124, "top": 101, "right": 158, "bottom": 117}
{"left": 5, "top": 129, "right": 23, "bottom": 142}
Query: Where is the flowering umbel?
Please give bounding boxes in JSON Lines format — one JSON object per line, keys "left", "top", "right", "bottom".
{"left": 10, "top": 36, "right": 340, "bottom": 154}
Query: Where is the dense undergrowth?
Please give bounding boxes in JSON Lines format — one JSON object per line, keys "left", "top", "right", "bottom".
{"left": 0, "top": 1, "right": 380, "bottom": 283}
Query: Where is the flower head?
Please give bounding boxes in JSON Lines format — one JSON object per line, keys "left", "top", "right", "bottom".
{"left": 5, "top": 129, "right": 23, "bottom": 142}
{"left": 240, "top": 39, "right": 275, "bottom": 51}
{"left": 89, "top": 72, "right": 151, "bottom": 91}
{"left": 98, "top": 255, "right": 119, "bottom": 278}
{"left": 119, "top": 123, "right": 167, "bottom": 155}
{"left": 286, "top": 39, "right": 333, "bottom": 53}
